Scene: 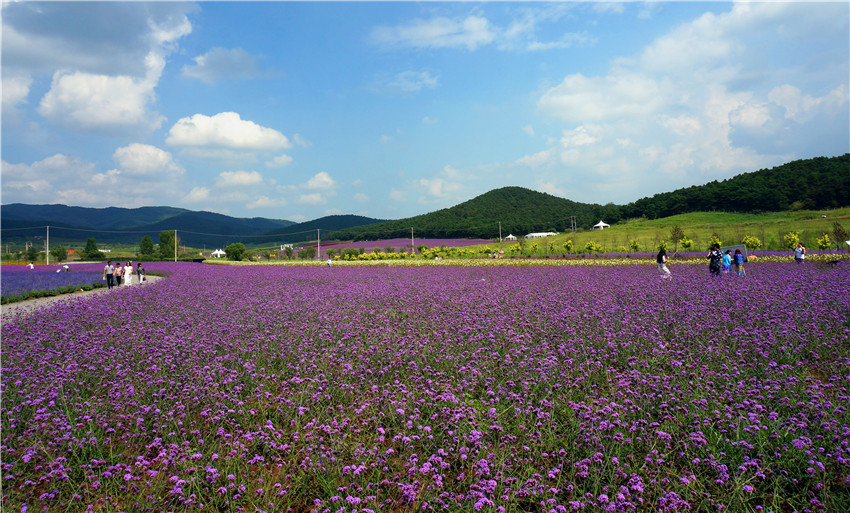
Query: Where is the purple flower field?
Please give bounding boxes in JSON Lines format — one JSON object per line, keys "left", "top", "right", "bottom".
{"left": 1, "top": 265, "right": 105, "bottom": 301}
{"left": 2, "top": 261, "right": 848, "bottom": 512}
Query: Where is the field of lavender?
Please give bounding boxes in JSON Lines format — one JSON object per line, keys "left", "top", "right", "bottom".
{"left": 1, "top": 265, "right": 105, "bottom": 303}
{"left": 2, "top": 261, "right": 848, "bottom": 512}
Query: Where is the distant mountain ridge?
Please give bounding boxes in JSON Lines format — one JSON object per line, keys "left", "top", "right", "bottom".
{"left": 3, "top": 154, "right": 846, "bottom": 246}
{"left": 0, "top": 203, "right": 386, "bottom": 248}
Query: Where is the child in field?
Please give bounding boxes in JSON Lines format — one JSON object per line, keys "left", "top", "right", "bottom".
{"left": 734, "top": 249, "right": 745, "bottom": 277}
{"left": 722, "top": 250, "right": 732, "bottom": 274}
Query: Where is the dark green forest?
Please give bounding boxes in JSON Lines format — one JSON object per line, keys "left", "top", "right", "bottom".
{"left": 330, "top": 154, "right": 849, "bottom": 240}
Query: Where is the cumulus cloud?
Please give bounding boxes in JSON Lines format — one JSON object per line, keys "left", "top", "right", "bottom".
{"left": 520, "top": 1, "right": 848, "bottom": 203}
{"left": 37, "top": 55, "right": 168, "bottom": 134}
{"left": 1, "top": 148, "right": 186, "bottom": 207}
{"left": 5, "top": 3, "right": 194, "bottom": 135}
{"left": 304, "top": 171, "right": 336, "bottom": 190}
{"left": 216, "top": 170, "right": 264, "bottom": 187}
{"left": 183, "top": 186, "right": 210, "bottom": 203}
{"left": 182, "top": 47, "right": 265, "bottom": 84}
{"left": 265, "top": 154, "right": 294, "bottom": 168}
{"left": 166, "top": 112, "right": 291, "bottom": 150}
{"left": 2, "top": 74, "right": 33, "bottom": 114}
{"left": 297, "top": 193, "right": 326, "bottom": 205}
{"left": 112, "top": 143, "right": 184, "bottom": 177}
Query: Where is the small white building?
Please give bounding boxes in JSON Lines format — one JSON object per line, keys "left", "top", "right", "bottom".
{"left": 504, "top": 234, "right": 517, "bottom": 241}
{"left": 593, "top": 221, "right": 610, "bottom": 230}
{"left": 526, "top": 232, "right": 558, "bottom": 239}
{"left": 211, "top": 249, "right": 226, "bottom": 258}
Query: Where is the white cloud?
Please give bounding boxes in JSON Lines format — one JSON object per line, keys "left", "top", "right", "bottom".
{"left": 2, "top": 74, "right": 33, "bottom": 113}
{"left": 389, "top": 189, "right": 407, "bottom": 202}
{"left": 560, "top": 126, "right": 598, "bottom": 147}
{"left": 182, "top": 47, "right": 264, "bottom": 84}
{"left": 354, "top": 192, "right": 370, "bottom": 202}
{"left": 265, "top": 154, "right": 294, "bottom": 168}
{"left": 304, "top": 171, "right": 336, "bottom": 190}
{"left": 216, "top": 170, "right": 264, "bottom": 187}
{"left": 166, "top": 112, "right": 291, "bottom": 150}
{"left": 423, "top": 116, "right": 437, "bottom": 125}
{"left": 246, "top": 196, "right": 286, "bottom": 210}
{"left": 297, "top": 193, "right": 325, "bottom": 205}
{"left": 372, "top": 16, "right": 496, "bottom": 50}
{"left": 522, "top": 125, "right": 535, "bottom": 136}
{"left": 767, "top": 84, "right": 848, "bottom": 124}
{"left": 183, "top": 186, "right": 210, "bottom": 203}
{"left": 112, "top": 143, "right": 183, "bottom": 177}
{"left": 37, "top": 54, "right": 167, "bottom": 134}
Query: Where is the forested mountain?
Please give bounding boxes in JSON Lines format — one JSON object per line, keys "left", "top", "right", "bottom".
{"left": 329, "top": 154, "right": 848, "bottom": 241}
{"left": 0, "top": 204, "right": 295, "bottom": 246}
{"left": 329, "top": 187, "right": 620, "bottom": 240}
{"left": 619, "top": 154, "right": 849, "bottom": 219}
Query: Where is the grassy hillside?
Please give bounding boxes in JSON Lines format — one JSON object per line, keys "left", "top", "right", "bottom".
{"left": 463, "top": 207, "right": 850, "bottom": 254}
{"left": 330, "top": 187, "right": 618, "bottom": 240}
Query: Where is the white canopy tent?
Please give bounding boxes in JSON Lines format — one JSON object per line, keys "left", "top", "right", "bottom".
{"left": 211, "top": 249, "right": 226, "bottom": 258}
{"left": 504, "top": 234, "right": 517, "bottom": 241}
{"left": 593, "top": 221, "right": 610, "bottom": 230}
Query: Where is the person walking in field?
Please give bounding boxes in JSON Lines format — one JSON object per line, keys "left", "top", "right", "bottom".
{"left": 123, "top": 262, "right": 134, "bottom": 285}
{"left": 114, "top": 262, "right": 123, "bottom": 285}
{"left": 656, "top": 248, "right": 671, "bottom": 279}
{"left": 794, "top": 243, "right": 806, "bottom": 263}
{"left": 722, "top": 250, "right": 733, "bottom": 275}
{"left": 102, "top": 260, "right": 115, "bottom": 289}
{"left": 734, "top": 249, "right": 745, "bottom": 277}
{"left": 707, "top": 244, "right": 722, "bottom": 277}
{"left": 136, "top": 262, "right": 145, "bottom": 283}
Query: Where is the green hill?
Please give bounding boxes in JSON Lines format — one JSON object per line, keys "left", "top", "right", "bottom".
{"left": 329, "top": 187, "right": 620, "bottom": 241}
{"left": 619, "top": 154, "right": 849, "bottom": 219}
{"left": 331, "top": 154, "right": 848, "bottom": 241}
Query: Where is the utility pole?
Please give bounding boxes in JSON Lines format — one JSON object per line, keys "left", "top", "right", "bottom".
{"left": 498, "top": 222, "right": 502, "bottom": 243}
{"left": 174, "top": 229, "right": 177, "bottom": 262}
{"left": 46, "top": 226, "right": 50, "bottom": 265}
{"left": 411, "top": 227, "right": 414, "bottom": 254}
{"left": 570, "top": 216, "right": 577, "bottom": 233}
{"left": 317, "top": 229, "right": 320, "bottom": 260}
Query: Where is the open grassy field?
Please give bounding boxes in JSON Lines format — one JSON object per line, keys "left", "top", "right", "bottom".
{"left": 471, "top": 207, "right": 850, "bottom": 254}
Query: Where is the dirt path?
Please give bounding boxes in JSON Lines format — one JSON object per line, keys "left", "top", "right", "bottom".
{"left": 1, "top": 275, "right": 163, "bottom": 321}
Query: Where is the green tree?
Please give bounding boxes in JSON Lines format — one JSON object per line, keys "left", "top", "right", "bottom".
{"left": 783, "top": 231, "right": 800, "bottom": 249}
{"left": 326, "top": 249, "right": 336, "bottom": 259}
{"left": 297, "top": 246, "right": 316, "bottom": 260}
{"left": 158, "top": 230, "right": 177, "bottom": 260}
{"left": 670, "top": 226, "right": 684, "bottom": 252}
{"left": 138, "top": 235, "right": 156, "bottom": 259}
{"left": 562, "top": 240, "right": 573, "bottom": 253}
{"left": 832, "top": 221, "right": 848, "bottom": 251}
{"left": 283, "top": 246, "right": 294, "bottom": 259}
{"left": 225, "top": 243, "right": 247, "bottom": 261}
{"left": 679, "top": 236, "right": 693, "bottom": 250}
{"left": 628, "top": 239, "right": 640, "bottom": 253}
{"left": 742, "top": 235, "right": 762, "bottom": 250}
{"left": 25, "top": 244, "right": 40, "bottom": 262}
{"left": 50, "top": 246, "right": 68, "bottom": 263}
{"left": 83, "top": 238, "right": 104, "bottom": 260}
{"left": 707, "top": 234, "right": 722, "bottom": 249}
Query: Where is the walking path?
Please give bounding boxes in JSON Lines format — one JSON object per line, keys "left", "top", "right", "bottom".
{"left": 1, "top": 275, "right": 163, "bottom": 321}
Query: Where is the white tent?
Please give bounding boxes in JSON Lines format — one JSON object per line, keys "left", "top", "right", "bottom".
{"left": 526, "top": 232, "right": 558, "bottom": 239}
{"left": 593, "top": 220, "right": 610, "bottom": 230}
{"left": 211, "top": 249, "right": 226, "bottom": 258}
{"left": 504, "top": 234, "right": 517, "bottom": 241}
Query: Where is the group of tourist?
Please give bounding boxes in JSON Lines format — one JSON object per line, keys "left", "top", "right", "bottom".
{"left": 102, "top": 261, "right": 145, "bottom": 289}
{"left": 706, "top": 244, "right": 746, "bottom": 277}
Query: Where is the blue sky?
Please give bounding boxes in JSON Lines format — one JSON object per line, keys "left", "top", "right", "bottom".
{"left": 2, "top": 1, "right": 848, "bottom": 223}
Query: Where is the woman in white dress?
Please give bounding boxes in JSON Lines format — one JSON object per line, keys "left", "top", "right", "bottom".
{"left": 124, "top": 262, "right": 134, "bottom": 285}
